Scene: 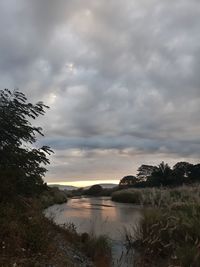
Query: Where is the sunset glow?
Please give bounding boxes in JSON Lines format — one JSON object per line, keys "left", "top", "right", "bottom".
{"left": 48, "top": 179, "right": 119, "bottom": 187}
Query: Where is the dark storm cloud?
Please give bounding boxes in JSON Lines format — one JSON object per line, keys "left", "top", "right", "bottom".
{"left": 0, "top": 0, "right": 200, "bottom": 181}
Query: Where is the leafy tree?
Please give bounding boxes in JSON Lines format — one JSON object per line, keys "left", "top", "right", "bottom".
{"left": 173, "top": 162, "right": 193, "bottom": 178}
{"left": 119, "top": 175, "right": 137, "bottom": 187}
{"left": 86, "top": 184, "right": 103, "bottom": 195}
{"left": 0, "top": 89, "right": 52, "bottom": 199}
{"left": 190, "top": 164, "right": 200, "bottom": 182}
{"left": 136, "top": 164, "right": 157, "bottom": 181}
{"left": 148, "top": 162, "right": 172, "bottom": 186}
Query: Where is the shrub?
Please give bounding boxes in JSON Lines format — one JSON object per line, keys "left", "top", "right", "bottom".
{"left": 112, "top": 189, "right": 142, "bottom": 204}
{"left": 85, "top": 184, "right": 103, "bottom": 196}
{"left": 83, "top": 234, "right": 112, "bottom": 267}
{"left": 126, "top": 203, "right": 200, "bottom": 267}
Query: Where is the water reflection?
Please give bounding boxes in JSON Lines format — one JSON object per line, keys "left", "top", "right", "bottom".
{"left": 45, "top": 197, "right": 142, "bottom": 266}
{"left": 45, "top": 196, "right": 141, "bottom": 241}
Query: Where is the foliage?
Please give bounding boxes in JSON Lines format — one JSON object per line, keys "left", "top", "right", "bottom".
{"left": 130, "top": 204, "right": 200, "bottom": 267}
{"left": 0, "top": 199, "right": 55, "bottom": 264}
{"left": 0, "top": 89, "right": 53, "bottom": 199}
{"left": 0, "top": 198, "right": 92, "bottom": 267}
{"left": 118, "top": 161, "right": 200, "bottom": 189}
{"left": 148, "top": 161, "right": 172, "bottom": 186}
{"left": 112, "top": 185, "right": 200, "bottom": 206}
{"left": 85, "top": 184, "right": 103, "bottom": 196}
{"left": 82, "top": 234, "right": 112, "bottom": 267}
{"left": 39, "top": 187, "right": 68, "bottom": 208}
{"left": 69, "top": 186, "right": 119, "bottom": 197}
{"left": 136, "top": 165, "right": 157, "bottom": 181}
{"left": 112, "top": 189, "right": 142, "bottom": 204}
{"left": 173, "top": 161, "right": 193, "bottom": 179}
{"left": 119, "top": 175, "right": 137, "bottom": 187}
{"left": 119, "top": 186, "right": 200, "bottom": 266}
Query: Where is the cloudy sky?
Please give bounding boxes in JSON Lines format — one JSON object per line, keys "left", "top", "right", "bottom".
{"left": 0, "top": 0, "right": 200, "bottom": 186}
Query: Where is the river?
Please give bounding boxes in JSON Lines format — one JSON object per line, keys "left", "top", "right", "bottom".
{"left": 45, "top": 196, "right": 142, "bottom": 266}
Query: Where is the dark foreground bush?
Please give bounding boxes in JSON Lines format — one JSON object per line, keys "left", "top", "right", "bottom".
{"left": 0, "top": 198, "right": 63, "bottom": 266}
{"left": 0, "top": 196, "right": 112, "bottom": 267}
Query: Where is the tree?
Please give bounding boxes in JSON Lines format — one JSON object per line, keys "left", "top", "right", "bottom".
{"left": 119, "top": 175, "right": 137, "bottom": 187}
{"left": 189, "top": 164, "right": 200, "bottom": 182}
{"left": 173, "top": 162, "right": 193, "bottom": 178}
{"left": 148, "top": 162, "right": 172, "bottom": 186}
{"left": 136, "top": 164, "right": 157, "bottom": 181}
{"left": 86, "top": 184, "right": 103, "bottom": 196}
{"left": 171, "top": 162, "right": 193, "bottom": 185}
{"left": 0, "top": 89, "right": 52, "bottom": 199}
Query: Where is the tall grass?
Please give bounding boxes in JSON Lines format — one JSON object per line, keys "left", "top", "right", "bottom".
{"left": 112, "top": 185, "right": 200, "bottom": 206}
{"left": 119, "top": 186, "right": 200, "bottom": 267}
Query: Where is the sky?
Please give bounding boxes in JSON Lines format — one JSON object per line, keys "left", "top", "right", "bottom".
{"left": 0, "top": 0, "right": 200, "bottom": 186}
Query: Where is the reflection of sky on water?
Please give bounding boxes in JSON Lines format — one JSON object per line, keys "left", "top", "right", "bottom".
{"left": 45, "top": 197, "right": 141, "bottom": 241}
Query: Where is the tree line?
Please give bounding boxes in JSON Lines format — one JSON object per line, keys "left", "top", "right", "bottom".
{"left": 119, "top": 161, "right": 200, "bottom": 188}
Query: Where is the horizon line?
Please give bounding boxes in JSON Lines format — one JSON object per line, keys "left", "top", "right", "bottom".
{"left": 47, "top": 179, "right": 120, "bottom": 187}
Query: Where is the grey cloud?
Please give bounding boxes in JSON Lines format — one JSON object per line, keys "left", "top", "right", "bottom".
{"left": 0, "top": 0, "right": 200, "bottom": 181}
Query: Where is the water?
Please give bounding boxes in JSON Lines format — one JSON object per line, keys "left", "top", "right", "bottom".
{"left": 45, "top": 196, "right": 142, "bottom": 266}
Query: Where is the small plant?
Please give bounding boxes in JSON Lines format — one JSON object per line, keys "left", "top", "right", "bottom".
{"left": 83, "top": 234, "right": 112, "bottom": 267}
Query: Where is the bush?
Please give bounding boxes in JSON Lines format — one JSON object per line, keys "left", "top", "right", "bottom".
{"left": 39, "top": 187, "right": 67, "bottom": 208}
{"left": 124, "top": 190, "right": 200, "bottom": 267}
{"left": 85, "top": 184, "right": 103, "bottom": 196}
{"left": 112, "top": 189, "right": 142, "bottom": 204}
{"left": 83, "top": 234, "right": 112, "bottom": 267}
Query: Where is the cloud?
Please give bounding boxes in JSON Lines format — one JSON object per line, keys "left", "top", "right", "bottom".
{"left": 0, "top": 0, "right": 200, "bottom": 182}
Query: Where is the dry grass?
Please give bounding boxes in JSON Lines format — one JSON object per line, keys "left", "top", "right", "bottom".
{"left": 112, "top": 185, "right": 200, "bottom": 207}
{"left": 120, "top": 186, "right": 200, "bottom": 267}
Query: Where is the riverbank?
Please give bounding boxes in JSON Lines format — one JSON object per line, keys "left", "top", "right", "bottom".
{"left": 113, "top": 186, "right": 200, "bottom": 266}
{"left": 45, "top": 196, "right": 142, "bottom": 266}
{"left": 0, "top": 190, "right": 111, "bottom": 267}
{"left": 111, "top": 185, "right": 200, "bottom": 206}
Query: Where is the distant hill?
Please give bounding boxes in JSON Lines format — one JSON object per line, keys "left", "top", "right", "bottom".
{"left": 97, "top": 183, "right": 118, "bottom": 188}
{"left": 84, "top": 183, "right": 118, "bottom": 190}
{"left": 48, "top": 184, "right": 78, "bottom": 191}
{"left": 48, "top": 183, "right": 118, "bottom": 191}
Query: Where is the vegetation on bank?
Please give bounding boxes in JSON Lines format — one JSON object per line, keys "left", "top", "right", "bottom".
{"left": 0, "top": 196, "right": 112, "bottom": 267}
{"left": 118, "top": 186, "right": 200, "bottom": 267}
{"left": 134, "top": 205, "right": 200, "bottom": 267}
{"left": 68, "top": 161, "right": 200, "bottom": 199}
{"left": 67, "top": 184, "right": 118, "bottom": 198}
{"left": 39, "top": 186, "right": 68, "bottom": 208}
{"left": 119, "top": 161, "right": 200, "bottom": 188}
{"left": 111, "top": 185, "right": 200, "bottom": 206}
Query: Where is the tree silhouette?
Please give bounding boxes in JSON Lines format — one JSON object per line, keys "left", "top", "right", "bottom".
{"left": 190, "top": 164, "right": 200, "bottom": 182}
{"left": 173, "top": 162, "right": 193, "bottom": 178}
{"left": 86, "top": 184, "right": 103, "bottom": 195}
{"left": 137, "top": 164, "right": 157, "bottom": 181}
{"left": 147, "top": 162, "right": 172, "bottom": 186}
{"left": 119, "top": 175, "right": 137, "bottom": 187}
{"left": 0, "top": 89, "right": 53, "bottom": 199}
